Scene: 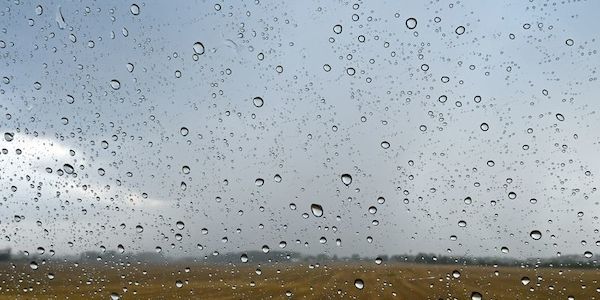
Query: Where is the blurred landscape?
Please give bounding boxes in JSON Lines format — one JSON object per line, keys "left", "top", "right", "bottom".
{"left": 0, "top": 248, "right": 598, "bottom": 299}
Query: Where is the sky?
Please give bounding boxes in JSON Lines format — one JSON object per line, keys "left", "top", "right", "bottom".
{"left": 1, "top": 0, "right": 600, "bottom": 260}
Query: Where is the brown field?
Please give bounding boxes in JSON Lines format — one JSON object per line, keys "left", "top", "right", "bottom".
{"left": 0, "top": 261, "right": 598, "bottom": 299}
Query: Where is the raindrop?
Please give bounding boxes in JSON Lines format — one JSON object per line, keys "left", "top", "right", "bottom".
{"left": 130, "top": 4, "right": 140, "bottom": 15}
{"left": 253, "top": 97, "right": 264, "bottom": 108}
{"left": 354, "top": 279, "right": 364, "bottom": 289}
{"left": 109, "top": 80, "right": 121, "bottom": 90}
{"left": 565, "top": 39, "right": 574, "bottom": 46}
{"left": 471, "top": 292, "right": 482, "bottom": 300}
{"left": 480, "top": 123, "right": 489, "bottom": 131}
{"left": 341, "top": 174, "right": 352, "bottom": 186}
{"left": 530, "top": 230, "right": 542, "bottom": 240}
{"left": 458, "top": 220, "right": 467, "bottom": 227}
{"left": 521, "top": 277, "right": 530, "bottom": 285}
{"left": 381, "top": 141, "right": 390, "bottom": 149}
{"left": 333, "top": 24, "right": 342, "bottom": 34}
{"left": 180, "top": 127, "right": 189, "bottom": 136}
{"left": 255, "top": 178, "right": 264, "bottom": 187}
{"left": 193, "top": 42, "right": 205, "bottom": 55}
{"left": 4, "top": 132, "right": 14, "bottom": 142}
{"left": 175, "top": 280, "right": 183, "bottom": 288}
{"left": 35, "top": 5, "right": 43, "bottom": 15}
{"left": 63, "top": 164, "right": 74, "bottom": 174}
{"left": 405, "top": 18, "right": 417, "bottom": 29}
{"left": 176, "top": 221, "right": 185, "bottom": 230}
{"left": 584, "top": 251, "right": 593, "bottom": 258}
{"left": 455, "top": 26, "right": 466, "bottom": 35}
{"left": 452, "top": 270, "right": 461, "bottom": 278}
{"left": 241, "top": 253, "right": 248, "bottom": 263}
{"left": 30, "top": 261, "right": 39, "bottom": 270}
{"left": 556, "top": 113, "right": 565, "bottom": 121}
{"left": 310, "top": 204, "right": 323, "bottom": 217}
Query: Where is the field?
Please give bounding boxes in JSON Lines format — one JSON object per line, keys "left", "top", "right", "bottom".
{"left": 0, "top": 261, "right": 598, "bottom": 299}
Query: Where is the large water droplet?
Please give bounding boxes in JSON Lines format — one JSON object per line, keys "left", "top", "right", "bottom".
{"left": 63, "top": 164, "right": 74, "bottom": 174}
{"left": 4, "top": 132, "right": 14, "bottom": 142}
{"left": 310, "top": 204, "right": 323, "bottom": 217}
{"left": 193, "top": 42, "right": 205, "bottom": 55}
{"left": 405, "top": 18, "right": 417, "bottom": 29}
{"left": 341, "top": 174, "right": 352, "bottom": 186}
{"left": 521, "top": 276, "right": 530, "bottom": 285}
{"left": 333, "top": 24, "right": 342, "bottom": 34}
{"left": 354, "top": 279, "right": 364, "bottom": 289}
{"left": 109, "top": 80, "right": 121, "bottom": 90}
{"left": 471, "top": 292, "right": 482, "bottom": 300}
{"left": 530, "top": 230, "right": 542, "bottom": 240}
{"left": 130, "top": 4, "right": 140, "bottom": 15}
{"left": 253, "top": 97, "right": 264, "bottom": 108}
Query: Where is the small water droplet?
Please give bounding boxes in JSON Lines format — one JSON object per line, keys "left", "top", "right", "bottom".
{"left": 530, "top": 230, "right": 542, "bottom": 240}
{"left": 455, "top": 26, "right": 466, "bottom": 35}
{"left": 521, "top": 276, "right": 530, "bottom": 285}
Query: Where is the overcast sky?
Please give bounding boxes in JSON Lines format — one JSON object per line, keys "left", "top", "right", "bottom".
{"left": 1, "top": 0, "right": 599, "bottom": 260}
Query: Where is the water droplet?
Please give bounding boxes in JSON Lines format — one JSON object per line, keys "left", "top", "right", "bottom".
{"left": 480, "top": 123, "right": 489, "bottom": 131}
{"left": 175, "top": 280, "right": 183, "bottom": 288}
{"left": 4, "top": 132, "right": 14, "bottom": 142}
{"left": 471, "top": 292, "right": 482, "bottom": 300}
{"left": 35, "top": 5, "right": 43, "bottom": 15}
{"left": 354, "top": 279, "right": 364, "bottom": 289}
{"left": 310, "top": 204, "right": 323, "bottom": 217}
{"left": 405, "top": 18, "right": 417, "bottom": 29}
{"left": 136, "top": 225, "right": 144, "bottom": 233}
{"left": 419, "top": 125, "right": 427, "bottom": 132}
{"left": 255, "top": 178, "right": 264, "bottom": 187}
{"left": 193, "top": 42, "right": 205, "bottom": 55}
{"left": 556, "top": 113, "right": 565, "bottom": 121}
{"left": 117, "top": 244, "right": 125, "bottom": 254}
{"left": 501, "top": 246, "right": 509, "bottom": 254}
{"left": 109, "top": 80, "right": 121, "bottom": 90}
{"left": 566, "top": 39, "right": 574, "bottom": 46}
{"left": 458, "top": 220, "right": 467, "bottom": 227}
{"left": 240, "top": 253, "right": 248, "bottom": 263}
{"left": 381, "top": 141, "right": 390, "bottom": 149}
{"left": 584, "top": 251, "right": 593, "bottom": 258}
{"left": 341, "top": 174, "right": 352, "bottom": 186}
{"left": 130, "top": 4, "right": 140, "bottom": 15}
{"left": 180, "top": 127, "right": 189, "bottom": 136}
{"left": 176, "top": 221, "right": 185, "bottom": 230}
{"left": 464, "top": 197, "right": 472, "bottom": 205}
{"left": 63, "top": 164, "right": 74, "bottom": 174}
{"left": 346, "top": 68, "right": 356, "bottom": 76}
{"left": 455, "top": 26, "right": 466, "bottom": 35}
{"left": 452, "top": 270, "right": 461, "bottom": 278}
{"left": 530, "top": 230, "right": 542, "bottom": 240}
{"left": 261, "top": 245, "right": 270, "bottom": 253}
{"left": 30, "top": 261, "right": 39, "bottom": 270}
{"left": 521, "top": 276, "right": 530, "bottom": 285}
{"left": 368, "top": 206, "right": 377, "bottom": 214}
{"left": 333, "top": 24, "right": 342, "bottom": 34}
{"left": 253, "top": 97, "right": 264, "bottom": 107}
